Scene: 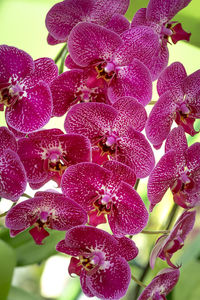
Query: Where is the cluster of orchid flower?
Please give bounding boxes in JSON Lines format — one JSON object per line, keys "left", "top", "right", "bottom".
{"left": 0, "top": 0, "right": 199, "bottom": 299}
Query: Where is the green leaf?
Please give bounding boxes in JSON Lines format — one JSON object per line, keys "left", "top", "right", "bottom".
{"left": 0, "top": 239, "right": 16, "bottom": 299}
{"left": 174, "top": 260, "right": 200, "bottom": 300}
{"left": 0, "top": 228, "right": 65, "bottom": 266}
{"left": 8, "top": 286, "right": 42, "bottom": 300}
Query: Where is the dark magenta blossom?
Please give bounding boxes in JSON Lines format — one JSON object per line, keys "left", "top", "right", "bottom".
{"left": 148, "top": 127, "right": 200, "bottom": 210}
{"left": 146, "top": 62, "right": 200, "bottom": 148}
{"left": 131, "top": 0, "right": 192, "bottom": 80}
{"left": 150, "top": 210, "right": 196, "bottom": 269}
{"left": 64, "top": 99, "right": 155, "bottom": 178}
{"left": 45, "top": 0, "right": 130, "bottom": 44}
{"left": 67, "top": 22, "right": 153, "bottom": 105}
{"left": 138, "top": 268, "right": 180, "bottom": 300}
{"left": 0, "top": 45, "right": 58, "bottom": 133}
{"left": 0, "top": 127, "right": 27, "bottom": 201}
{"left": 17, "top": 129, "right": 91, "bottom": 189}
{"left": 61, "top": 162, "right": 148, "bottom": 236}
{"left": 5, "top": 190, "right": 87, "bottom": 245}
{"left": 56, "top": 225, "right": 137, "bottom": 299}
{"left": 50, "top": 68, "right": 109, "bottom": 117}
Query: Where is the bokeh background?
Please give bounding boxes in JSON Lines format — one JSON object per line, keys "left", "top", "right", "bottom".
{"left": 0, "top": 0, "right": 200, "bottom": 299}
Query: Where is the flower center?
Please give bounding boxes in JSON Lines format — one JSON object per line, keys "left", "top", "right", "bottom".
{"left": 93, "top": 193, "right": 113, "bottom": 215}
{"left": 95, "top": 61, "right": 116, "bottom": 82}
{"left": 98, "top": 133, "right": 119, "bottom": 157}
{"left": 46, "top": 151, "right": 68, "bottom": 175}
{"left": 79, "top": 251, "right": 104, "bottom": 273}
{"left": 0, "top": 82, "right": 25, "bottom": 107}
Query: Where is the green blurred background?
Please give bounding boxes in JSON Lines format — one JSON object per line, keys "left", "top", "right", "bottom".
{"left": 0, "top": 0, "right": 200, "bottom": 300}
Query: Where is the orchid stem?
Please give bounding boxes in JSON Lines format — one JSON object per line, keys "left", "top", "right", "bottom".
{"left": 54, "top": 43, "right": 68, "bottom": 63}
{"left": 148, "top": 100, "right": 157, "bottom": 105}
{"left": 132, "top": 203, "right": 179, "bottom": 300}
{"left": 59, "top": 46, "right": 68, "bottom": 74}
{"left": 22, "top": 193, "right": 32, "bottom": 199}
{"left": 131, "top": 274, "right": 147, "bottom": 288}
{"left": 141, "top": 229, "right": 170, "bottom": 234}
{"left": 134, "top": 179, "right": 140, "bottom": 190}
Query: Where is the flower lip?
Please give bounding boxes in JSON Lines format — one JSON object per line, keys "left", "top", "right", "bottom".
{"left": 79, "top": 250, "right": 105, "bottom": 274}
{"left": 93, "top": 192, "right": 114, "bottom": 216}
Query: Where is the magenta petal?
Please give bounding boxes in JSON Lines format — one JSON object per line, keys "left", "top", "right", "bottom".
{"left": 112, "top": 97, "right": 147, "bottom": 133}
{"left": 65, "top": 55, "right": 82, "bottom": 69}
{"left": 47, "top": 33, "right": 65, "bottom": 45}
{"left": 114, "top": 237, "right": 138, "bottom": 261}
{"left": 0, "top": 149, "right": 27, "bottom": 201}
{"left": 186, "top": 142, "right": 200, "bottom": 173}
{"left": 108, "top": 59, "right": 152, "bottom": 105}
{"left": 18, "top": 131, "right": 91, "bottom": 184}
{"left": 6, "top": 81, "right": 52, "bottom": 133}
{"left": 0, "top": 45, "right": 34, "bottom": 83}
{"left": 183, "top": 70, "right": 200, "bottom": 111}
{"left": 171, "top": 23, "right": 191, "bottom": 44}
{"left": 150, "top": 235, "right": 168, "bottom": 269}
{"left": 68, "top": 257, "right": 82, "bottom": 277}
{"left": 157, "top": 62, "right": 186, "bottom": 97}
{"left": 61, "top": 162, "right": 110, "bottom": 211}
{"left": 45, "top": 0, "right": 89, "bottom": 40}
{"left": 165, "top": 126, "right": 188, "bottom": 153}
{"left": 89, "top": 0, "right": 130, "bottom": 25}
{"left": 85, "top": 256, "right": 131, "bottom": 300}
{"left": 0, "top": 126, "right": 17, "bottom": 155}
{"left": 5, "top": 197, "right": 41, "bottom": 230}
{"left": 148, "top": 150, "right": 180, "bottom": 211}
{"left": 68, "top": 22, "right": 122, "bottom": 67}
{"left": 34, "top": 191, "right": 88, "bottom": 230}
{"left": 108, "top": 182, "right": 148, "bottom": 236}
{"left": 105, "top": 14, "right": 130, "bottom": 35}
{"left": 88, "top": 210, "right": 107, "bottom": 227}
{"left": 64, "top": 102, "right": 117, "bottom": 143}
{"left": 29, "top": 226, "right": 50, "bottom": 245}
{"left": 118, "top": 128, "right": 155, "bottom": 178}
{"left": 64, "top": 226, "right": 119, "bottom": 257}
{"left": 80, "top": 271, "right": 95, "bottom": 297}
{"left": 131, "top": 8, "right": 148, "bottom": 27}
{"left": 138, "top": 268, "right": 180, "bottom": 300}
{"left": 56, "top": 239, "right": 81, "bottom": 257}
{"left": 114, "top": 26, "right": 159, "bottom": 67}
{"left": 145, "top": 43, "right": 169, "bottom": 81}
{"left": 50, "top": 70, "right": 83, "bottom": 117}
{"left": 155, "top": 210, "right": 196, "bottom": 267}
{"left": 146, "top": 0, "right": 192, "bottom": 23}
{"left": 145, "top": 92, "right": 178, "bottom": 148}
{"left": 23, "top": 58, "right": 58, "bottom": 87}
{"left": 102, "top": 160, "right": 136, "bottom": 187}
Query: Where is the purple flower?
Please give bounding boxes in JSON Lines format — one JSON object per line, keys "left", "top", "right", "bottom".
{"left": 64, "top": 99, "right": 155, "bottom": 178}
{"left": 0, "top": 45, "right": 58, "bottom": 133}
{"left": 150, "top": 210, "right": 196, "bottom": 269}
{"left": 146, "top": 62, "right": 200, "bottom": 148}
{"left": 5, "top": 190, "right": 87, "bottom": 245}
{"left": 17, "top": 129, "right": 91, "bottom": 189}
{"left": 56, "top": 225, "right": 137, "bottom": 299}
{"left": 67, "top": 22, "right": 153, "bottom": 105}
{"left": 148, "top": 127, "right": 200, "bottom": 210}
{"left": 45, "top": 0, "right": 130, "bottom": 44}
{"left": 138, "top": 268, "right": 180, "bottom": 300}
{"left": 61, "top": 161, "right": 148, "bottom": 236}
{"left": 0, "top": 127, "right": 27, "bottom": 201}
{"left": 50, "top": 68, "right": 109, "bottom": 117}
{"left": 131, "top": 0, "right": 192, "bottom": 80}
